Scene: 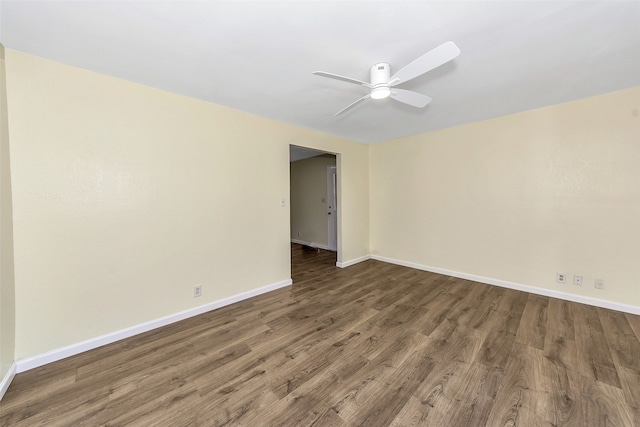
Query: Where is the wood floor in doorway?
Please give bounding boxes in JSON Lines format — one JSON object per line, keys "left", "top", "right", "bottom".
{"left": 2, "top": 243, "right": 639, "bottom": 426}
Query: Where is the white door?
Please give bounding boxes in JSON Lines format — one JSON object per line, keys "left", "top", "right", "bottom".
{"left": 327, "top": 166, "right": 337, "bottom": 251}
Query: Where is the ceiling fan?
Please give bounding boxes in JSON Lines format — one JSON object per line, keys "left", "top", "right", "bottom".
{"left": 313, "top": 41, "right": 460, "bottom": 116}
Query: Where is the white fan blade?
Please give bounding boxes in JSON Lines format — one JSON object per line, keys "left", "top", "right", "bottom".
{"left": 313, "top": 71, "right": 373, "bottom": 88}
{"left": 390, "top": 89, "right": 432, "bottom": 108}
{"left": 335, "top": 94, "right": 371, "bottom": 116}
{"left": 389, "top": 41, "right": 460, "bottom": 86}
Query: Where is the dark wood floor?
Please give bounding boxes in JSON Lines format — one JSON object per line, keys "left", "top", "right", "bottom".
{"left": 2, "top": 244, "right": 639, "bottom": 426}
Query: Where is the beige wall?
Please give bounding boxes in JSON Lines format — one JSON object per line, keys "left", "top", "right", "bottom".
{"left": 0, "top": 44, "right": 16, "bottom": 382}
{"left": 290, "top": 154, "right": 336, "bottom": 248}
{"left": 4, "top": 50, "right": 370, "bottom": 359}
{"left": 371, "top": 87, "right": 640, "bottom": 307}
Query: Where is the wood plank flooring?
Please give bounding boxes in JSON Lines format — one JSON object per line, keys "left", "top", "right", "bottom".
{"left": 1, "top": 243, "right": 639, "bottom": 426}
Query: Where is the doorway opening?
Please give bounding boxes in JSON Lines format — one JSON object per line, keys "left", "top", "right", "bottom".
{"left": 326, "top": 165, "right": 337, "bottom": 251}
{"left": 289, "top": 145, "right": 339, "bottom": 273}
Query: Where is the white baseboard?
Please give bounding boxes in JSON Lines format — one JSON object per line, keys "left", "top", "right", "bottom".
{"left": 370, "top": 254, "right": 640, "bottom": 316}
{"left": 291, "top": 239, "right": 334, "bottom": 252}
{"left": 0, "top": 362, "right": 17, "bottom": 401}
{"left": 15, "top": 279, "right": 292, "bottom": 373}
{"left": 336, "top": 255, "right": 371, "bottom": 268}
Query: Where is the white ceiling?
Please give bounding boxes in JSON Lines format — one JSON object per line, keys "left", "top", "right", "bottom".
{"left": 1, "top": 1, "right": 639, "bottom": 144}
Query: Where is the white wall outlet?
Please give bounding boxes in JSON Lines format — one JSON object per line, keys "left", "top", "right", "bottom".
{"left": 280, "top": 197, "right": 286, "bottom": 207}
{"left": 556, "top": 272, "right": 566, "bottom": 284}
{"left": 193, "top": 284, "right": 202, "bottom": 298}
{"left": 595, "top": 278, "right": 605, "bottom": 290}
{"left": 573, "top": 275, "right": 583, "bottom": 286}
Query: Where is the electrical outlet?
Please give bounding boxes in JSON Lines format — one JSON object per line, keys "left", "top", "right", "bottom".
{"left": 193, "top": 284, "right": 202, "bottom": 298}
{"left": 573, "top": 275, "right": 583, "bottom": 286}
{"left": 556, "top": 272, "right": 566, "bottom": 284}
{"left": 595, "top": 278, "right": 605, "bottom": 290}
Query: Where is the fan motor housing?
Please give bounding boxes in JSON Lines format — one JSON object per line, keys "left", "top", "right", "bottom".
{"left": 370, "top": 62, "right": 390, "bottom": 85}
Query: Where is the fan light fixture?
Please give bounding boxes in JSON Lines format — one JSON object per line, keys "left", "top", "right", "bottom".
{"left": 370, "top": 86, "right": 391, "bottom": 100}
{"left": 313, "top": 41, "right": 460, "bottom": 116}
